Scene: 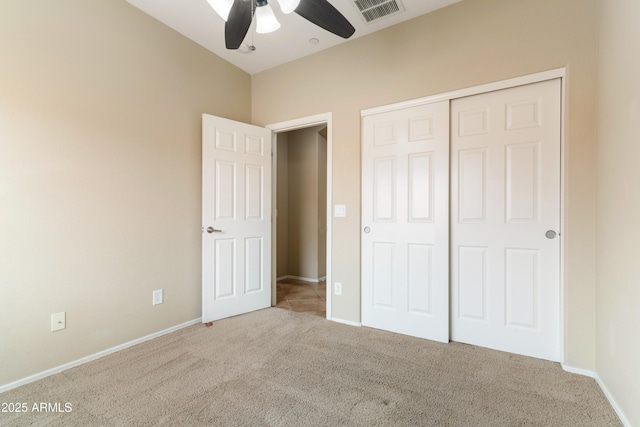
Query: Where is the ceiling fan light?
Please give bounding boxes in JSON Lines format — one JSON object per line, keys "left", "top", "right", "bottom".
{"left": 207, "top": 0, "right": 233, "bottom": 21}
{"left": 277, "top": 0, "right": 301, "bottom": 14}
{"left": 256, "top": 3, "right": 281, "bottom": 34}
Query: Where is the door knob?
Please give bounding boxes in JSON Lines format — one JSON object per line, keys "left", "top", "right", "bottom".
{"left": 363, "top": 226, "right": 371, "bottom": 234}
{"left": 207, "top": 227, "right": 222, "bottom": 233}
{"left": 545, "top": 230, "right": 557, "bottom": 239}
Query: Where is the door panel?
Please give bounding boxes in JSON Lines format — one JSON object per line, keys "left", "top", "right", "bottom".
{"left": 362, "top": 101, "right": 449, "bottom": 342}
{"left": 458, "top": 149, "right": 487, "bottom": 222}
{"left": 506, "top": 142, "right": 540, "bottom": 222}
{"left": 202, "top": 114, "right": 272, "bottom": 323}
{"left": 408, "top": 244, "right": 433, "bottom": 314}
{"left": 215, "top": 239, "right": 235, "bottom": 299}
{"left": 505, "top": 248, "right": 539, "bottom": 328}
{"left": 458, "top": 245, "right": 487, "bottom": 320}
{"left": 215, "top": 161, "right": 236, "bottom": 220}
{"left": 408, "top": 153, "right": 432, "bottom": 221}
{"left": 373, "top": 157, "right": 396, "bottom": 221}
{"left": 450, "top": 79, "right": 561, "bottom": 361}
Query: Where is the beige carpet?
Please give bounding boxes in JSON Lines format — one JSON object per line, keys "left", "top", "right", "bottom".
{"left": 1, "top": 308, "right": 621, "bottom": 426}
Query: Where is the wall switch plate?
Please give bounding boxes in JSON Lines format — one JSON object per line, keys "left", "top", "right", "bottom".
{"left": 334, "top": 204, "right": 347, "bottom": 218}
{"left": 51, "top": 312, "right": 66, "bottom": 332}
{"left": 153, "top": 289, "right": 163, "bottom": 305}
{"left": 334, "top": 282, "right": 342, "bottom": 296}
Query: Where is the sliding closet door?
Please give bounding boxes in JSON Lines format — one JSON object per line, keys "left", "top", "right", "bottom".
{"left": 450, "top": 79, "right": 561, "bottom": 361}
{"left": 361, "top": 101, "right": 450, "bottom": 343}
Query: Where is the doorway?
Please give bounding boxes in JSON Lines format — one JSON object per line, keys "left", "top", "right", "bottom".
{"left": 275, "top": 126, "right": 327, "bottom": 317}
{"left": 267, "top": 113, "right": 333, "bottom": 319}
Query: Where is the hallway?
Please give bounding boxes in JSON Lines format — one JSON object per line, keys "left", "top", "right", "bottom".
{"left": 275, "top": 278, "right": 326, "bottom": 318}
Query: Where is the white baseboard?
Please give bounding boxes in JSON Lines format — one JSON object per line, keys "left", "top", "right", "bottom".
{"left": 561, "top": 364, "right": 595, "bottom": 377}
{"left": 277, "top": 275, "right": 325, "bottom": 283}
{"left": 593, "top": 373, "right": 632, "bottom": 427}
{"left": 331, "top": 317, "right": 361, "bottom": 327}
{"left": 0, "top": 318, "right": 202, "bottom": 394}
{"left": 561, "top": 364, "right": 631, "bottom": 427}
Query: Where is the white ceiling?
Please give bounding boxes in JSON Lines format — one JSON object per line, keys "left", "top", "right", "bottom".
{"left": 126, "top": 0, "right": 461, "bottom": 74}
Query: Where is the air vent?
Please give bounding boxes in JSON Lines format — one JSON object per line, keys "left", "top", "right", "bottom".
{"left": 353, "top": 0, "right": 405, "bottom": 23}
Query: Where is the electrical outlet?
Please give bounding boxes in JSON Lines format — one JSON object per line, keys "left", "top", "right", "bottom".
{"left": 334, "top": 282, "right": 342, "bottom": 296}
{"left": 51, "top": 312, "right": 66, "bottom": 332}
{"left": 153, "top": 289, "right": 163, "bottom": 306}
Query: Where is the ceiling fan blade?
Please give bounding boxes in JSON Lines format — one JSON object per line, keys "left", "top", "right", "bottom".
{"left": 225, "top": 0, "right": 253, "bottom": 49}
{"left": 295, "top": 0, "right": 356, "bottom": 39}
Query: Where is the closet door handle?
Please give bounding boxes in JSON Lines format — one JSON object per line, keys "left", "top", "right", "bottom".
{"left": 206, "top": 227, "right": 223, "bottom": 233}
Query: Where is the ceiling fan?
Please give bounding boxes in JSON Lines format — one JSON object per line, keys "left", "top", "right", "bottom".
{"left": 207, "top": 0, "right": 356, "bottom": 49}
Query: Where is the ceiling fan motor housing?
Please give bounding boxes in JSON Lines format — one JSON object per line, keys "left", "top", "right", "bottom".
{"left": 225, "top": 0, "right": 356, "bottom": 50}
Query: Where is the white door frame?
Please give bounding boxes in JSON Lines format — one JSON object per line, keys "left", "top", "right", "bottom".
{"left": 267, "top": 113, "right": 333, "bottom": 320}
{"left": 361, "top": 68, "right": 566, "bottom": 364}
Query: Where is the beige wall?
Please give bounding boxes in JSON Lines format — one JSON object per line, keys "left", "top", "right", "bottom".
{"left": 0, "top": 0, "right": 250, "bottom": 386}
{"left": 596, "top": 0, "right": 640, "bottom": 424}
{"left": 252, "top": 0, "right": 598, "bottom": 370}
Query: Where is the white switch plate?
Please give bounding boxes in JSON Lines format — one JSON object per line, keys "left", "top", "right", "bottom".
{"left": 51, "top": 312, "right": 66, "bottom": 332}
{"left": 334, "top": 282, "right": 342, "bottom": 296}
{"left": 153, "top": 289, "right": 163, "bottom": 305}
{"left": 334, "top": 204, "right": 346, "bottom": 218}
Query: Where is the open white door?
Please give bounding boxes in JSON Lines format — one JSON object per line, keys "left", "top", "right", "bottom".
{"left": 361, "top": 101, "right": 450, "bottom": 342}
{"left": 202, "top": 114, "right": 272, "bottom": 323}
